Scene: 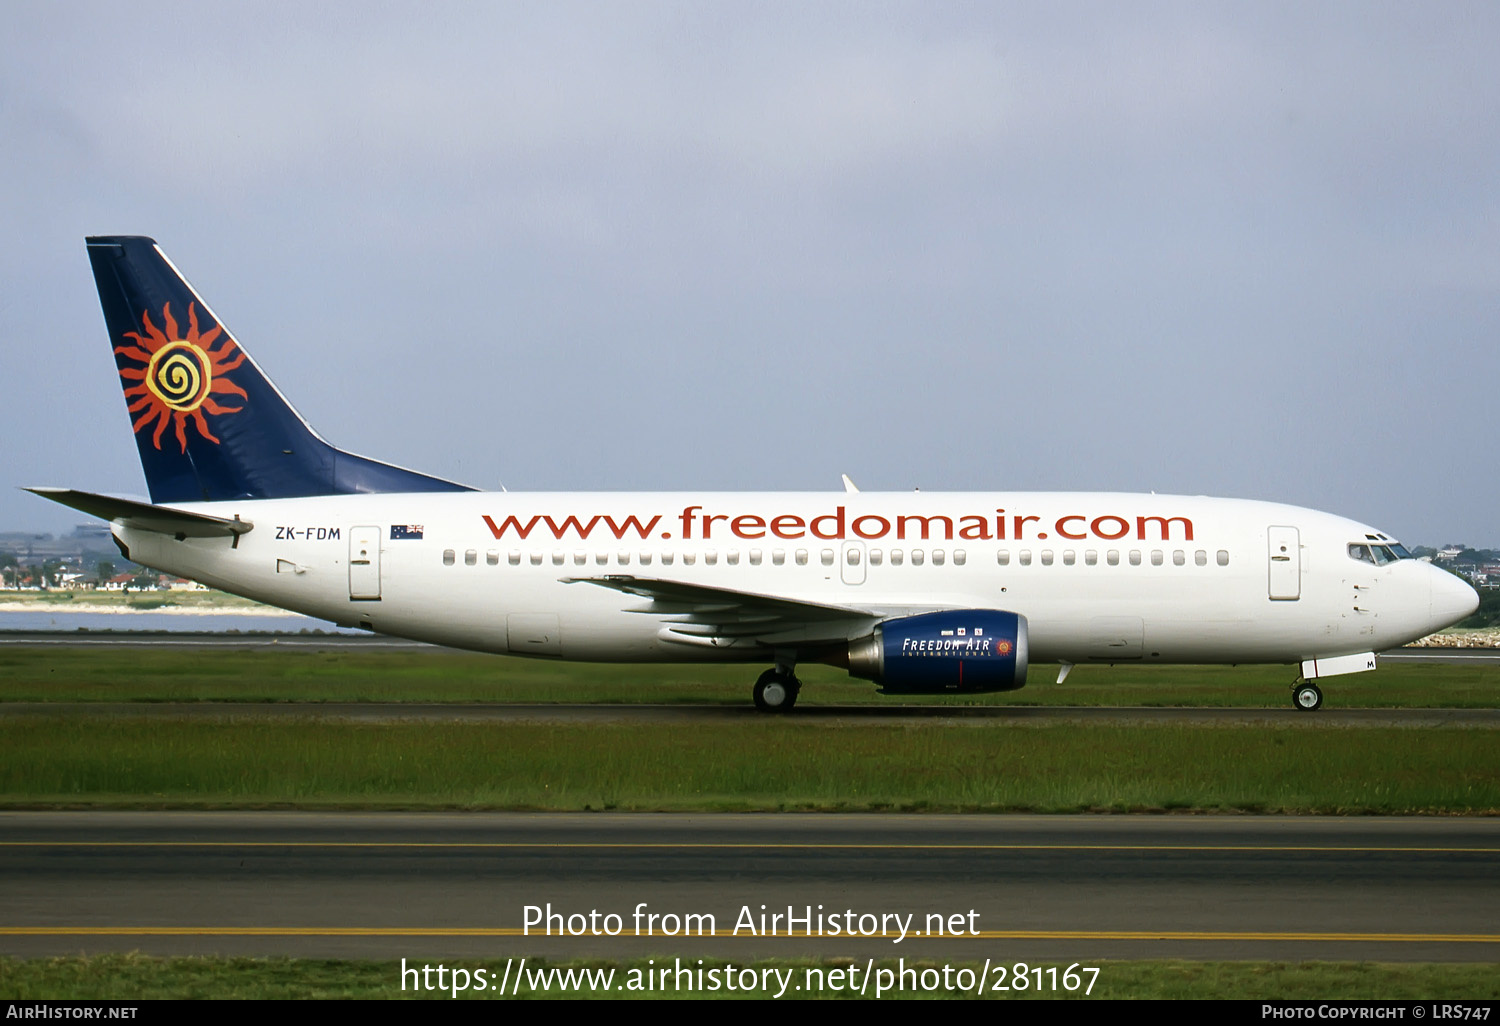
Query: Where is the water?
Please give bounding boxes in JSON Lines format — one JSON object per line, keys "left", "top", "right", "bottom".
{"left": 0, "top": 610, "right": 357, "bottom": 634}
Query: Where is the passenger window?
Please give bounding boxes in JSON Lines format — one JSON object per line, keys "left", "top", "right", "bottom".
{"left": 932, "top": 549, "right": 945, "bottom": 566}
{"left": 508, "top": 551, "right": 521, "bottom": 566}
{"left": 551, "top": 552, "right": 563, "bottom": 566}
{"left": 749, "top": 549, "right": 762, "bottom": 565}
{"left": 1084, "top": 550, "right": 1097, "bottom": 566}
{"left": 574, "top": 552, "right": 587, "bottom": 566}
{"left": 997, "top": 550, "right": 1009, "bottom": 566}
{"left": 617, "top": 551, "right": 630, "bottom": 565}
{"left": 726, "top": 550, "right": 739, "bottom": 565}
{"left": 870, "top": 549, "right": 884, "bottom": 566}
{"left": 442, "top": 549, "right": 455, "bottom": 566}
{"left": 464, "top": 549, "right": 477, "bottom": 566}
{"left": 890, "top": 549, "right": 904, "bottom": 566}
{"left": 795, "top": 549, "right": 808, "bottom": 566}
{"left": 1040, "top": 550, "right": 1053, "bottom": 566}
{"left": 911, "top": 549, "right": 925, "bottom": 566}
{"left": 639, "top": 552, "right": 653, "bottom": 566}
{"left": 772, "top": 549, "right": 785, "bottom": 566}
{"left": 846, "top": 548, "right": 861, "bottom": 565}
{"left": 1195, "top": 550, "right": 1207, "bottom": 566}
{"left": 1217, "top": 550, "right": 1230, "bottom": 566}
{"left": 487, "top": 551, "right": 499, "bottom": 566}
{"left": 595, "top": 553, "right": 608, "bottom": 566}
{"left": 821, "top": 549, "right": 835, "bottom": 566}
{"left": 662, "top": 552, "right": 675, "bottom": 565}
{"left": 953, "top": 549, "right": 965, "bottom": 566}
{"left": 705, "top": 551, "right": 718, "bottom": 566}
{"left": 1150, "top": 550, "right": 1163, "bottom": 566}
{"left": 1062, "top": 550, "right": 1075, "bottom": 566}
{"left": 1018, "top": 550, "right": 1032, "bottom": 566}
{"left": 1129, "top": 550, "right": 1142, "bottom": 566}
{"left": 1173, "top": 550, "right": 1185, "bottom": 566}
{"left": 683, "top": 553, "right": 696, "bottom": 566}
{"left": 1107, "top": 550, "right": 1119, "bottom": 566}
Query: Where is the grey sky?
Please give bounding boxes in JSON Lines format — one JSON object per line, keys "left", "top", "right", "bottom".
{"left": 2, "top": 2, "right": 1496, "bottom": 545}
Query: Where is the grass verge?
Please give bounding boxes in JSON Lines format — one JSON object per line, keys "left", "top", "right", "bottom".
{"left": 3, "top": 718, "right": 1495, "bottom": 812}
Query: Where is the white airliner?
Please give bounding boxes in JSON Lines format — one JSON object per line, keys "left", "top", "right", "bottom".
{"left": 31, "top": 236, "right": 1479, "bottom": 712}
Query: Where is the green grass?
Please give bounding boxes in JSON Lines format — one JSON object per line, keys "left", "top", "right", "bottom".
{"left": 2, "top": 954, "right": 1497, "bottom": 999}
{"left": 2, "top": 646, "right": 1499, "bottom": 707}
{"left": 3, "top": 718, "right": 1495, "bottom": 812}
{"left": 3, "top": 647, "right": 1496, "bottom": 813}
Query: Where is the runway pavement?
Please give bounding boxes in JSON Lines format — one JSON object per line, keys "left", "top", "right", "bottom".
{"left": 1, "top": 812, "right": 1496, "bottom": 962}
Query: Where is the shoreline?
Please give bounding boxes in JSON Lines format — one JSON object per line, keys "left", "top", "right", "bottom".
{"left": 0, "top": 601, "right": 301, "bottom": 617}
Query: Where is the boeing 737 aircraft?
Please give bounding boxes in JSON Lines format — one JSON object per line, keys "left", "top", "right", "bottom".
{"left": 30, "top": 236, "right": 1479, "bottom": 711}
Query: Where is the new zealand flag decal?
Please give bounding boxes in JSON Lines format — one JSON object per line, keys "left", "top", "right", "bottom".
{"left": 390, "top": 525, "right": 425, "bottom": 540}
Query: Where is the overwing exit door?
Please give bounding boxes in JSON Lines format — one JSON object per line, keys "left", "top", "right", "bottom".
{"left": 841, "top": 542, "right": 866, "bottom": 585}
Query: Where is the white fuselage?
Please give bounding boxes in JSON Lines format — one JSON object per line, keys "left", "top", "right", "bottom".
{"left": 115, "top": 491, "right": 1473, "bottom": 671}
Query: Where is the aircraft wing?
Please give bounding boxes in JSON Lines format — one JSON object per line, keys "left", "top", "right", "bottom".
{"left": 26, "top": 487, "right": 253, "bottom": 539}
{"left": 564, "top": 574, "right": 882, "bottom": 650}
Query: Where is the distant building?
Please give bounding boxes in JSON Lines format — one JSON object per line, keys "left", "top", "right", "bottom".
{"left": 100, "top": 573, "right": 136, "bottom": 592}
{"left": 164, "top": 577, "right": 207, "bottom": 591}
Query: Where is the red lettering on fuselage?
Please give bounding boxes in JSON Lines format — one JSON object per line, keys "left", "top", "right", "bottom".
{"left": 482, "top": 508, "right": 1197, "bottom": 545}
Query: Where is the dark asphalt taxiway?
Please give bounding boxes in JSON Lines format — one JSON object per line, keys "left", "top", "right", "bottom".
{"left": 1, "top": 812, "right": 1496, "bottom": 962}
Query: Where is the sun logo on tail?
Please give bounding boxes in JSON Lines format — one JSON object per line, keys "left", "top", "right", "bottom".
{"left": 115, "top": 302, "right": 247, "bottom": 451}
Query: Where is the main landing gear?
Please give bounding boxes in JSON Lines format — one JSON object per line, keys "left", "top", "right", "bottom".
{"left": 753, "top": 667, "right": 801, "bottom": 713}
{"left": 1291, "top": 680, "right": 1324, "bottom": 712}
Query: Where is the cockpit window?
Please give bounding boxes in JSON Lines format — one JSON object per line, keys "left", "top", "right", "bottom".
{"left": 1349, "top": 542, "right": 1412, "bottom": 564}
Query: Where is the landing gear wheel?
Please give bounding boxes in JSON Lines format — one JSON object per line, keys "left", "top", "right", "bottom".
{"left": 1292, "top": 682, "right": 1323, "bottom": 712}
{"left": 753, "top": 669, "right": 800, "bottom": 713}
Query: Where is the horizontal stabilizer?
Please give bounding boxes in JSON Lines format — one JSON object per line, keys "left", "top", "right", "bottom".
{"left": 25, "top": 487, "right": 253, "bottom": 538}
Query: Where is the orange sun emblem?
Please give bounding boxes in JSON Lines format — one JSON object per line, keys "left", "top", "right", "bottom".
{"left": 995, "top": 640, "right": 1013, "bottom": 656}
{"left": 115, "top": 302, "right": 247, "bottom": 451}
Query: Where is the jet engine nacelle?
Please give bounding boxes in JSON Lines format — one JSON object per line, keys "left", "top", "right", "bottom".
{"left": 846, "top": 610, "right": 1029, "bottom": 694}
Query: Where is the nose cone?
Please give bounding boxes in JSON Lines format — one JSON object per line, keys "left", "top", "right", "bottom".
{"left": 1430, "top": 568, "right": 1480, "bottom": 631}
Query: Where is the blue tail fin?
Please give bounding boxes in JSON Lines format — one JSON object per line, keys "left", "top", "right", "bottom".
{"left": 86, "top": 236, "right": 474, "bottom": 503}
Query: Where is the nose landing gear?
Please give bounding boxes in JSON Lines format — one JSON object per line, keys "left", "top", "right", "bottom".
{"left": 1291, "top": 680, "right": 1323, "bottom": 712}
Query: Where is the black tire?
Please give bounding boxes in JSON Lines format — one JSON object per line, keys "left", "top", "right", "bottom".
{"left": 753, "top": 669, "right": 799, "bottom": 713}
{"left": 1292, "top": 682, "right": 1323, "bottom": 712}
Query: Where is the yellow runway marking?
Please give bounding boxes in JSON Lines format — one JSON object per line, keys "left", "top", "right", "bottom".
{"left": 1, "top": 927, "right": 1496, "bottom": 943}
